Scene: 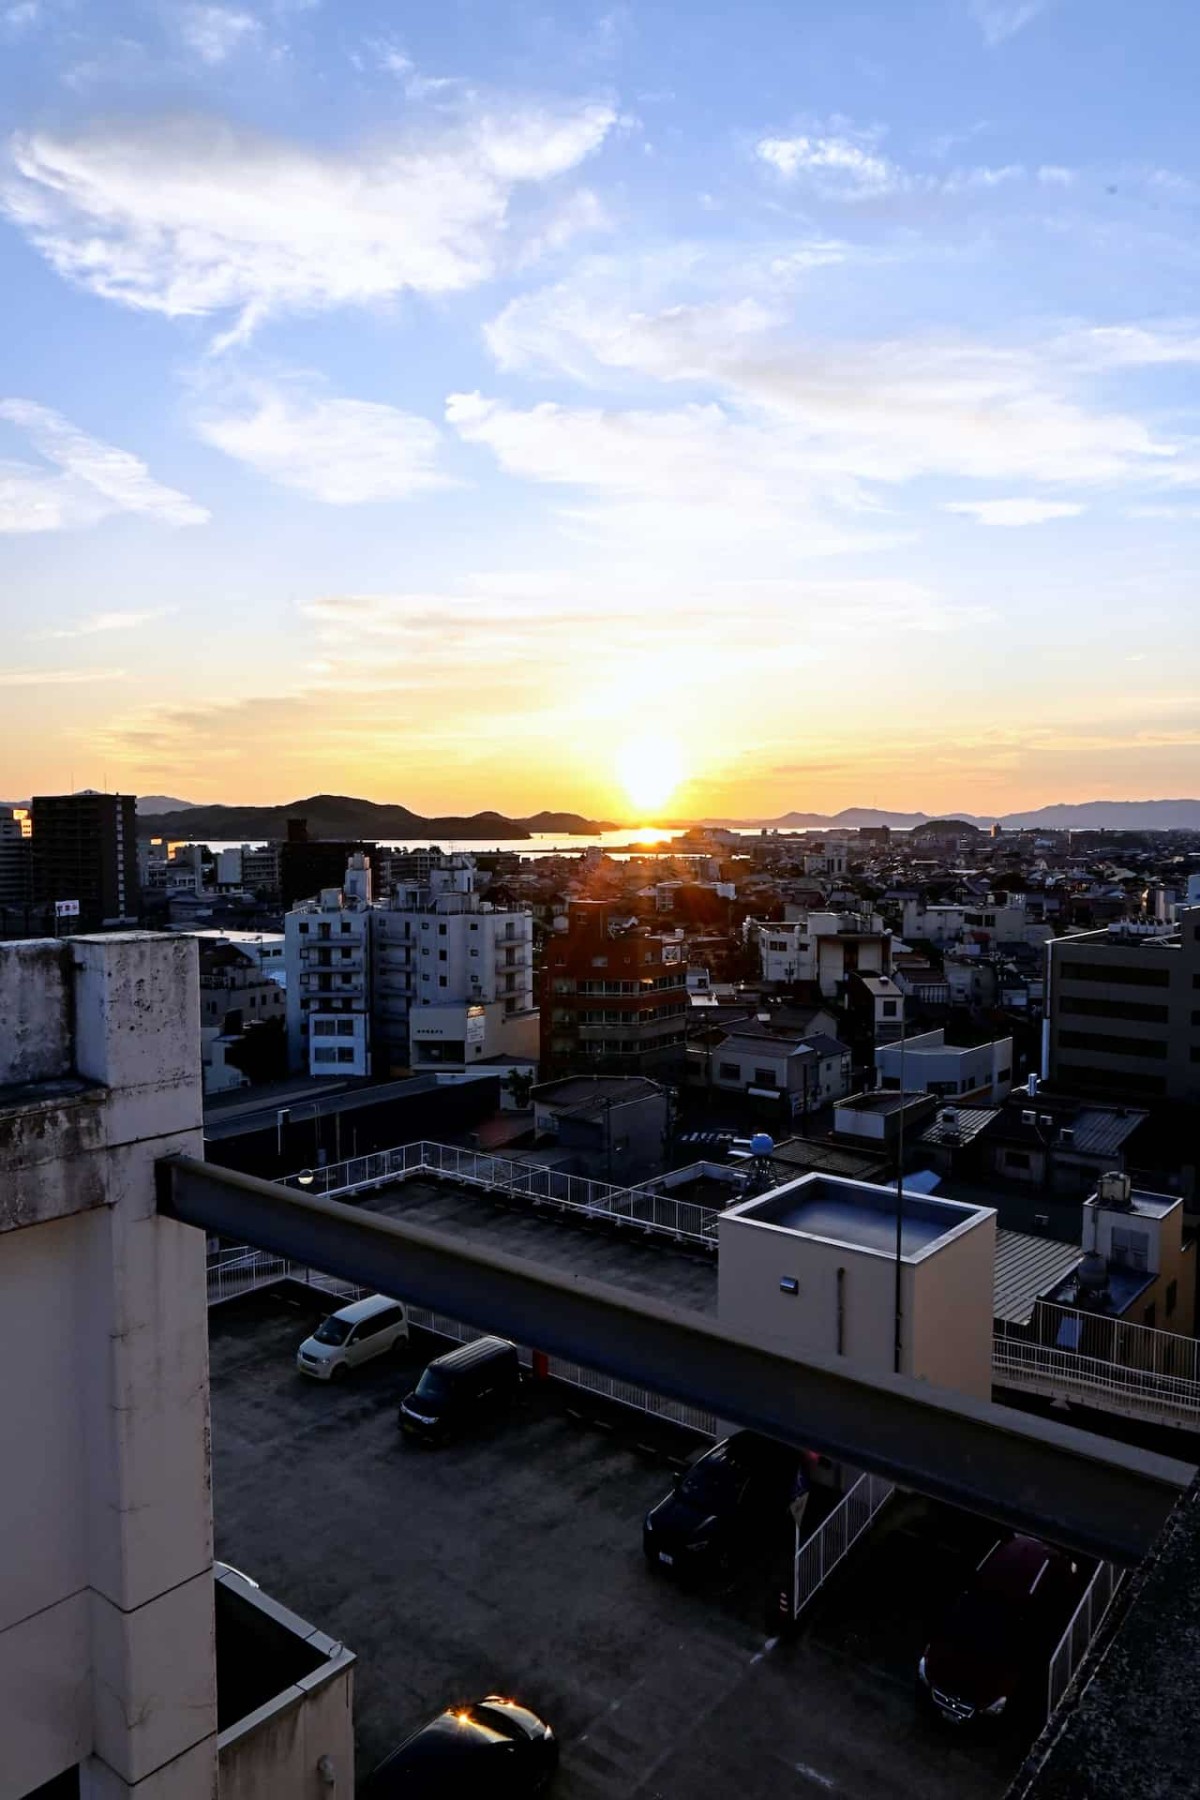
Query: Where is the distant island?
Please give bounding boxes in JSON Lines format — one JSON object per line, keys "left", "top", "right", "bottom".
{"left": 701, "top": 799, "right": 1200, "bottom": 832}
{"left": 135, "top": 792, "right": 615, "bottom": 841}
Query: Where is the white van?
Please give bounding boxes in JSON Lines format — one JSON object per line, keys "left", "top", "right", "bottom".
{"left": 296, "top": 1294, "right": 409, "bottom": 1381}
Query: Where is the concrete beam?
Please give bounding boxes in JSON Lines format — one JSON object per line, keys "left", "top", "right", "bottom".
{"left": 158, "top": 1155, "right": 1194, "bottom": 1564}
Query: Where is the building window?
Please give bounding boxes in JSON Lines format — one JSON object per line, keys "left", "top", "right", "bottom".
{"left": 997, "top": 1067, "right": 1011, "bottom": 1082}
{"left": 1111, "top": 1227, "right": 1149, "bottom": 1271}
{"left": 1059, "top": 1029, "right": 1167, "bottom": 1060}
{"left": 438, "top": 949, "right": 447, "bottom": 962}
{"left": 753, "top": 1068, "right": 777, "bottom": 1088}
{"left": 314, "top": 1047, "right": 336, "bottom": 1063}
{"left": 470, "top": 922, "right": 479, "bottom": 931}
{"left": 337, "top": 1046, "right": 356, "bottom": 1064}
{"left": 1061, "top": 995, "right": 1169, "bottom": 1024}
{"left": 438, "top": 923, "right": 447, "bottom": 936}
{"left": 1005, "top": 1150, "right": 1031, "bottom": 1169}
{"left": 337, "top": 1019, "right": 356, "bottom": 1036}
{"left": 592, "top": 956, "right": 608, "bottom": 968}
{"left": 471, "top": 948, "right": 480, "bottom": 957}
{"left": 1167, "top": 1280, "right": 1178, "bottom": 1318}
{"left": 439, "top": 975, "right": 448, "bottom": 987}
{"left": 341, "top": 921, "right": 351, "bottom": 934}
{"left": 1060, "top": 960, "right": 1169, "bottom": 988}
{"left": 881, "top": 1000, "right": 897, "bottom": 1017}
{"left": 313, "top": 1018, "right": 335, "bottom": 1035}
{"left": 718, "top": 1062, "right": 739, "bottom": 1080}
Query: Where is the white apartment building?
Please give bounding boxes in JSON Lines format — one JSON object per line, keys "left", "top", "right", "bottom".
{"left": 284, "top": 854, "right": 374, "bottom": 1078}
{"left": 285, "top": 855, "right": 536, "bottom": 1077}
{"left": 753, "top": 910, "right": 891, "bottom": 998}
{"left": 902, "top": 893, "right": 1053, "bottom": 951}
{"left": 876, "top": 1028, "right": 1014, "bottom": 1103}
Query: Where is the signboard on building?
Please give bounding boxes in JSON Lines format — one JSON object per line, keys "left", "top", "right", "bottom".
{"left": 465, "top": 1006, "right": 486, "bottom": 1046}
{"left": 55, "top": 900, "right": 81, "bottom": 919}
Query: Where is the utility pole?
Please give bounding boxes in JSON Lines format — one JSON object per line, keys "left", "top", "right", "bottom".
{"left": 893, "top": 998, "right": 907, "bottom": 1376}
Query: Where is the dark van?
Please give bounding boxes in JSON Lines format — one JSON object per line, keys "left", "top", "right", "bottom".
{"left": 399, "top": 1336, "right": 522, "bottom": 1443}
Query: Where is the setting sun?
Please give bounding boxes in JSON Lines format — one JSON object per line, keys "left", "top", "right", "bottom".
{"left": 615, "top": 733, "right": 685, "bottom": 819}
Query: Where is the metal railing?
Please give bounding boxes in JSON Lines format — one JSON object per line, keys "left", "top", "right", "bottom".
{"left": 1046, "top": 1560, "right": 1123, "bottom": 1718}
{"left": 789, "top": 1471, "right": 894, "bottom": 1620}
{"left": 993, "top": 1336, "right": 1200, "bottom": 1431}
{"left": 1029, "top": 1300, "right": 1200, "bottom": 1386}
{"left": 282, "top": 1140, "right": 723, "bottom": 1248}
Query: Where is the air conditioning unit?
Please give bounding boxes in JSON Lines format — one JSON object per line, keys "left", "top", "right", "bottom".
{"left": 1097, "top": 1170, "right": 1133, "bottom": 1210}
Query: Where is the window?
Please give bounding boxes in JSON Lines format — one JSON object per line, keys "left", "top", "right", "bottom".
{"left": 337, "top": 1046, "right": 356, "bottom": 1064}
{"left": 719, "top": 1062, "right": 739, "bottom": 1080}
{"left": 1005, "top": 1150, "right": 1031, "bottom": 1169}
{"left": 1167, "top": 1280, "right": 1178, "bottom": 1318}
{"left": 298, "top": 921, "right": 309, "bottom": 934}
{"left": 438, "top": 949, "right": 447, "bottom": 962}
{"left": 336, "top": 1019, "right": 356, "bottom": 1037}
{"left": 1059, "top": 1029, "right": 1167, "bottom": 1060}
{"left": 753, "top": 1068, "right": 777, "bottom": 1088}
{"left": 1110, "top": 1226, "right": 1149, "bottom": 1271}
{"left": 1056, "top": 1063, "right": 1166, "bottom": 1095}
{"left": 314, "top": 1047, "right": 336, "bottom": 1063}
{"left": 1060, "top": 960, "right": 1169, "bottom": 988}
{"left": 881, "top": 1000, "right": 898, "bottom": 1017}
{"left": 997, "top": 1067, "right": 1011, "bottom": 1082}
{"left": 313, "top": 1019, "right": 335, "bottom": 1036}
{"left": 1061, "top": 995, "right": 1169, "bottom": 1023}
{"left": 470, "top": 922, "right": 479, "bottom": 931}
{"left": 341, "top": 921, "right": 351, "bottom": 934}
{"left": 438, "top": 975, "right": 448, "bottom": 987}
{"left": 470, "top": 948, "right": 480, "bottom": 958}
{"left": 438, "top": 922, "right": 447, "bottom": 935}
{"left": 592, "top": 956, "right": 608, "bottom": 968}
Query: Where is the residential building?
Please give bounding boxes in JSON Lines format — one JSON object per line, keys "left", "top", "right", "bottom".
{"left": 705, "top": 1029, "right": 853, "bottom": 1117}
{"left": 531, "top": 1074, "right": 669, "bottom": 1183}
{"left": 284, "top": 855, "right": 373, "bottom": 1077}
{"left": 542, "top": 899, "right": 689, "bottom": 1076}
{"left": 31, "top": 789, "right": 140, "bottom": 929}
{"left": 198, "top": 944, "right": 287, "bottom": 1095}
{"left": 973, "top": 1087, "right": 1154, "bottom": 1196}
{"left": 751, "top": 910, "right": 891, "bottom": 997}
{"left": 1046, "top": 909, "right": 1200, "bottom": 1103}
{"left": 901, "top": 892, "right": 1053, "bottom": 951}
{"left": 240, "top": 841, "right": 281, "bottom": 901}
{"left": 845, "top": 970, "right": 906, "bottom": 1042}
{"left": 0, "top": 803, "right": 31, "bottom": 906}
{"left": 875, "top": 1028, "right": 1014, "bottom": 1103}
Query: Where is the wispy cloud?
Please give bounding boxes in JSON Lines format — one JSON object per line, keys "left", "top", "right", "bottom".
{"left": 944, "top": 498, "right": 1085, "bottom": 526}
{"left": 756, "top": 131, "right": 898, "bottom": 199}
{"left": 41, "top": 608, "right": 172, "bottom": 639}
{"left": 194, "top": 377, "right": 453, "bottom": 502}
{"left": 2, "top": 101, "right": 617, "bottom": 342}
{"left": 0, "top": 400, "right": 208, "bottom": 532}
{"left": 178, "top": 5, "right": 261, "bottom": 64}
{"left": 0, "top": 666, "right": 126, "bottom": 687}
{"left": 4, "top": 1, "right": 41, "bottom": 28}
{"left": 969, "top": 0, "right": 1049, "bottom": 47}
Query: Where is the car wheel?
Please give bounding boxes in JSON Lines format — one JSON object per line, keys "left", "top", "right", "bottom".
{"left": 330, "top": 1363, "right": 349, "bottom": 1383}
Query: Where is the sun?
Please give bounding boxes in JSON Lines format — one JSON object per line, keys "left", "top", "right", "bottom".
{"left": 615, "top": 733, "right": 685, "bottom": 819}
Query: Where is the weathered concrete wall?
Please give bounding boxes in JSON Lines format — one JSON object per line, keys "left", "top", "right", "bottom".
{"left": 0, "top": 933, "right": 218, "bottom": 1800}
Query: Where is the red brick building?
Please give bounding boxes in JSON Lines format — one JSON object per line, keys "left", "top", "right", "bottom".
{"left": 541, "top": 900, "right": 689, "bottom": 1077}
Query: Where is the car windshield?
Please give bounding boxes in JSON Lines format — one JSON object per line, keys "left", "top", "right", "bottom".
{"left": 415, "top": 1369, "right": 449, "bottom": 1403}
{"left": 313, "top": 1317, "right": 351, "bottom": 1346}
{"left": 945, "top": 1590, "right": 1025, "bottom": 1652}
{"left": 678, "top": 1455, "right": 739, "bottom": 1508}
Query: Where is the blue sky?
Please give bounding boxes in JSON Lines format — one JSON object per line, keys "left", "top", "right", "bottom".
{"left": 2, "top": 0, "right": 1198, "bottom": 817}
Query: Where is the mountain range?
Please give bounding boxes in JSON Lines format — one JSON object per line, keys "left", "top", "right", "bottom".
{"left": 702, "top": 799, "right": 1200, "bottom": 831}
{"left": 135, "top": 793, "right": 614, "bottom": 840}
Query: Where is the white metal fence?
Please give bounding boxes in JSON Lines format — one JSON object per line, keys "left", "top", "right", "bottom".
{"left": 1030, "top": 1300, "right": 1200, "bottom": 1386}
{"left": 1046, "top": 1560, "right": 1123, "bottom": 1719}
{"left": 281, "top": 1141, "right": 723, "bottom": 1248}
{"left": 788, "top": 1471, "right": 894, "bottom": 1621}
{"left": 993, "top": 1336, "right": 1200, "bottom": 1431}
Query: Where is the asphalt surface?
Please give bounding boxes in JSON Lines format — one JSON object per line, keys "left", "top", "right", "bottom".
{"left": 209, "top": 1288, "right": 1037, "bottom": 1800}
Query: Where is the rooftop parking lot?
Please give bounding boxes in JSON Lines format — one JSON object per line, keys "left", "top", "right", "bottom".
{"left": 209, "top": 1287, "right": 1038, "bottom": 1799}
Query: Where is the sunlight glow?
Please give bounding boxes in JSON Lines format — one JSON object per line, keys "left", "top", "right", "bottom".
{"left": 615, "top": 733, "right": 685, "bottom": 819}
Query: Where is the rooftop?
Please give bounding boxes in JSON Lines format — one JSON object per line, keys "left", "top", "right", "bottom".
{"left": 918, "top": 1106, "right": 1001, "bottom": 1148}
{"left": 993, "top": 1229, "right": 1084, "bottom": 1326}
{"left": 724, "top": 1173, "right": 992, "bottom": 1263}
{"left": 532, "top": 1075, "right": 664, "bottom": 1113}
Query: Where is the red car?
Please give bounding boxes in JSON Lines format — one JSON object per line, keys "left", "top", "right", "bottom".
{"left": 918, "top": 1534, "right": 1079, "bottom": 1726}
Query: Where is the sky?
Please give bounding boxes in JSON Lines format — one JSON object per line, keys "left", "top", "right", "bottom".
{"left": 2, "top": 0, "right": 1200, "bottom": 822}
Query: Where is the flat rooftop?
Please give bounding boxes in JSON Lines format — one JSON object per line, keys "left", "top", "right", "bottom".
{"left": 727, "top": 1174, "right": 991, "bottom": 1262}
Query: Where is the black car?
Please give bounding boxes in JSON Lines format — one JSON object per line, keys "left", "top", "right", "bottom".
{"left": 918, "top": 1534, "right": 1079, "bottom": 1727}
{"left": 643, "top": 1431, "right": 799, "bottom": 1575}
{"left": 363, "top": 1696, "right": 557, "bottom": 1798}
{"left": 399, "top": 1336, "right": 522, "bottom": 1444}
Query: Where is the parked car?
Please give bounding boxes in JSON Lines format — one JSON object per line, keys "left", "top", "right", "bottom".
{"left": 643, "top": 1431, "right": 800, "bottom": 1575}
{"left": 296, "top": 1294, "right": 409, "bottom": 1381}
{"left": 399, "top": 1336, "right": 522, "bottom": 1443}
{"left": 363, "top": 1696, "right": 557, "bottom": 1798}
{"left": 918, "top": 1534, "right": 1079, "bottom": 1726}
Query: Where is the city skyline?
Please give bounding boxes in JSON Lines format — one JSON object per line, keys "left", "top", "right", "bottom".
{"left": 3, "top": 0, "right": 1200, "bottom": 818}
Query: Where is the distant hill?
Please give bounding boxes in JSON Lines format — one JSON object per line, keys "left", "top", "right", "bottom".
{"left": 136, "top": 795, "right": 198, "bottom": 814}
{"left": 700, "top": 799, "right": 1200, "bottom": 832}
{"left": 135, "top": 792, "right": 611, "bottom": 841}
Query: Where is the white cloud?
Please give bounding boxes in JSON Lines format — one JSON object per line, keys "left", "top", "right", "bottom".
{"left": 0, "top": 666, "right": 126, "bottom": 687}
{"left": 42, "top": 609, "right": 172, "bottom": 638}
{"left": 194, "top": 380, "right": 452, "bottom": 502}
{"left": 179, "top": 5, "right": 260, "bottom": 63}
{"left": 944, "top": 498, "right": 1085, "bottom": 526}
{"left": 756, "top": 132, "right": 899, "bottom": 199}
{"left": 1037, "top": 164, "right": 1075, "bottom": 186}
{"left": 969, "top": 0, "right": 1048, "bottom": 47}
{"left": 4, "top": 1, "right": 41, "bottom": 27}
{"left": 0, "top": 400, "right": 208, "bottom": 532}
{"left": 2, "top": 102, "right": 617, "bottom": 339}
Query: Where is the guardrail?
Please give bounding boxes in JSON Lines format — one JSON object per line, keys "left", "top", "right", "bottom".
{"left": 788, "top": 1471, "right": 894, "bottom": 1621}
{"left": 1047, "top": 1560, "right": 1123, "bottom": 1719}
{"left": 282, "top": 1140, "right": 723, "bottom": 1249}
{"left": 993, "top": 1336, "right": 1200, "bottom": 1431}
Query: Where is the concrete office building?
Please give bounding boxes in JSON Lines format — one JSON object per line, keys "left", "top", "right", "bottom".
{"left": 875, "top": 1028, "right": 1014, "bottom": 1103}
{"left": 1046, "top": 908, "right": 1200, "bottom": 1104}
{"left": 284, "top": 855, "right": 374, "bottom": 1078}
{"left": 0, "top": 804, "right": 32, "bottom": 907}
{"left": 718, "top": 1174, "right": 997, "bottom": 1400}
{"left": 542, "top": 900, "right": 689, "bottom": 1077}
{"left": 0, "top": 932, "right": 354, "bottom": 1797}
{"left": 31, "top": 791, "right": 140, "bottom": 930}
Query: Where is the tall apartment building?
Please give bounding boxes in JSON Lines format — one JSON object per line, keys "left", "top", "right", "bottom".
{"left": 31, "top": 790, "right": 139, "bottom": 929}
{"left": 542, "top": 899, "right": 689, "bottom": 1077}
{"left": 753, "top": 910, "right": 891, "bottom": 998}
{"left": 1046, "top": 910, "right": 1200, "bottom": 1104}
{"left": 284, "top": 853, "right": 374, "bottom": 1077}
{"left": 285, "top": 854, "right": 536, "bottom": 1077}
{"left": 0, "top": 804, "right": 32, "bottom": 906}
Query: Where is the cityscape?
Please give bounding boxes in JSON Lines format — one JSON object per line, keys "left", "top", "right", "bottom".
{"left": 4, "top": 2, "right": 1200, "bottom": 1800}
